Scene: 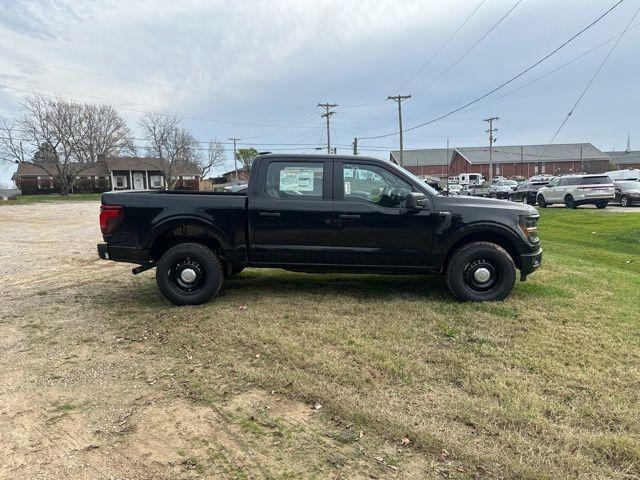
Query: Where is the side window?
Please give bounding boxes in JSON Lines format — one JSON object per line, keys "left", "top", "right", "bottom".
{"left": 547, "top": 178, "right": 559, "bottom": 187}
{"left": 265, "top": 162, "right": 324, "bottom": 200}
{"left": 343, "top": 163, "right": 412, "bottom": 208}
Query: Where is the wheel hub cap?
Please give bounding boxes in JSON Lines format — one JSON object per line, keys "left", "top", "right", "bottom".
{"left": 473, "top": 267, "right": 491, "bottom": 284}
{"left": 180, "top": 267, "right": 198, "bottom": 284}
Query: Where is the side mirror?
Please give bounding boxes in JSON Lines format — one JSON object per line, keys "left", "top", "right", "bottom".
{"left": 406, "top": 192, "right": 428, "bottom": 210}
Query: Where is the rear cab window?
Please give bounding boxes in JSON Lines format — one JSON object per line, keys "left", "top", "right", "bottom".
{"left": 265, "top": 162, "right": 325, "bottom": 200}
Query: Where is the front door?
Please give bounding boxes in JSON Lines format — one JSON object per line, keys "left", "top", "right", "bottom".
{"left": 133, "top": 172, "right": 145, "bottom": 190}
{"left": 250, "top": 159, "right": 334, "bottom": 265}
{"left": 331, "top": 160, "right": 437, "bottom": 268}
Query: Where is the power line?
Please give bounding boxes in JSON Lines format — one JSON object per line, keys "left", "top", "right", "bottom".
{"left": 360, "top": 0, "right": 626, "bottom": 140}
{"left": 461, "top": 20, "right": 640, "bottom": 115}
{"left": 538, "top": 4, "right": 639, "bottom": 160}
{"left": 397, "top": 0, "right": 486, "bottom": 92}
{"left": 412, "top": 0, "right": 522, "bottom": 99}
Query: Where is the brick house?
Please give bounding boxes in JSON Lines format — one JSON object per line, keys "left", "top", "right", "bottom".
{"left": 394, "top": 143, "right": 610, "bottom": 179}
{"left": 389, "top": 149, "right": 452, "bottom": 177}
{"left": 11, "top": 155, "right": 201, "bottom": 194}
{"left": 605, "top": 150, "right": 640, "bottom": 170}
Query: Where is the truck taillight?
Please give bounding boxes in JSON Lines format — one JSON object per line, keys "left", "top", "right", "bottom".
{"left": 100, "top": 205, "right": 123, "bottom": 235}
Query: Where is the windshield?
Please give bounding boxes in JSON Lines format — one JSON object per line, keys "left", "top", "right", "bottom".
{"left": 617, "top": 181, "right": 640, "bottom": 189}
{"left": 395, "top": 165, "right": 440, "bottom": 195}
{"left": 503, "top": 180, "right": 518, "bottom": 186}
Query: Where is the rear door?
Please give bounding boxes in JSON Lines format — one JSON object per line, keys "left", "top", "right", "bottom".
{"left": 331, "top": 160, "right": 437, "bottom": 268}
{"left": 249, "top": 159, "right": 334, "bottom": 265}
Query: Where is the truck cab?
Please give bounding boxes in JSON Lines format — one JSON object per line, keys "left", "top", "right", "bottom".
{"left": 98, "top": 154, "right": 542, "bottom": 305}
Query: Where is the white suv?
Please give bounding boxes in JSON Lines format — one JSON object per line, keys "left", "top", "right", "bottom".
{"left": 536, "top": 174, "right": 614, "bottom": 209}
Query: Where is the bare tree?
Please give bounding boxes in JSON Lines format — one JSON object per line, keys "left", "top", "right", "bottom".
{"left": 139, "top": 112, "right": 200, "bottom": 189}
{"left": 198, "top": 139, "right": 225, "bottom": 179}
{"left": 0, "top": 94, "right": 133, "bottom": 195}
{"left": 77, "top": 104, "right": 136, "bottom": 163}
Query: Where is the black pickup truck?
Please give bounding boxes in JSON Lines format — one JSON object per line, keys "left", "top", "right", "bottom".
{"left": 98, "top": 154, "right": 542, "bottom": 304}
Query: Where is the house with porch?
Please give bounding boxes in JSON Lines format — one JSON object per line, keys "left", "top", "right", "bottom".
{"left": 11, "top": 155, "right": 201, "bottom": 194}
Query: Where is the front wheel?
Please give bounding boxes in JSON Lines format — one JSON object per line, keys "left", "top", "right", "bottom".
{"left": 156, "top": 243, "right": 224, "bottom": 305}
{"left": 445, "top": 242, "right": 516, "bottom": 302}
{"left": 537, "top": 195, "right": 548, "bottom": 208}
{"left": 620, "top": 195, "right": 630, "bottom": 207}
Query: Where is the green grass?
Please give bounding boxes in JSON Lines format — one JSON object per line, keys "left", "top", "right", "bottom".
{"left": 0, "top": 193, "right": 101, "bottom": 204}
{"left": 99, "top": 208, "right": 640, "bottom": 478}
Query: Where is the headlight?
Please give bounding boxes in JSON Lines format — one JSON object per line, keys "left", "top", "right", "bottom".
{"left": 519, "top": 216, "right": 539, "bottom": 243}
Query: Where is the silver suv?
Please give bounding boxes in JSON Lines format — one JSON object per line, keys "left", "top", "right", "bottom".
{"left": 536, "top": 174, "right": 614, "bottom": 209}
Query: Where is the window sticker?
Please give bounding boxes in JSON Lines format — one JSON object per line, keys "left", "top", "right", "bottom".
{"left": 344, "top": 181, "right": 351, "bottom": 195}
{"left": 280, "top": 168, "right": 315, "bottom": 192}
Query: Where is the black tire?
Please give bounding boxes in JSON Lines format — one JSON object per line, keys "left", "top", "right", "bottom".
{"left": 595, "top": 201, "right": 607, "bottom": 209}
{"left": 564, "top": 195, "right": 577, "bottom": 209}
{"left": 445, "top": 241, "right": 516, "bottom": 302}
{"left": 155, "top": 243, "right": 224, "bottom": 305}
{"left": 620, "top": 195, "right": 630, "bottom": 207}
{"left": 537, "top": 195, "right": 547, "bottom": 208}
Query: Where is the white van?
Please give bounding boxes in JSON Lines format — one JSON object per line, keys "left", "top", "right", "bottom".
{"left": 458, "top": 173, "right": 485, "bottom": 186}
{"left": 447, "top": 176, "right": 459, "bottom": 184}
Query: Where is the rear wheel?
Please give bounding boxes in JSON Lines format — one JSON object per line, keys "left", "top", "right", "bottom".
{"left": 156, "top": 242, "right": 224, "bottom": 305}
{"left": 445, "top": 242, "right": 516, "bottom": 302}
{"left": 564, "top": 195, "right": 577, "bottom": 209}
{"left": 620, "top": 195, "right": 630, "bottom": 207}
{"left": 537, "top": 195, "right": 548, "bottom": 208}
{"left": 595, "top": 200, "right": 607, "bottom": 209}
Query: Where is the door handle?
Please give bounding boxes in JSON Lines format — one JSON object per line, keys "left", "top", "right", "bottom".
{"left": 339, "top": 214, "right": 361, "bottom": 220}
{"left": 259, "top": 212, "right": 281, "bottom": 217}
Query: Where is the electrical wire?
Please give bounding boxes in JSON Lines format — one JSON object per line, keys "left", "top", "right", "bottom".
{"left": 411, "top": 0, "right": 522, "bottom": 99}
{"left": 359, "top": 0, "right": 625, "bottom": 140}
{"left": 537, "top": 4, "right": 639, "bottom": 160}
{"left": 396, "top": 0, "right": 486, "bottom": 92}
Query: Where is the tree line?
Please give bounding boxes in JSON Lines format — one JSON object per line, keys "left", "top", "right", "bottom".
{"left": 0, "top": 94, "right": 257, "bottom": 194}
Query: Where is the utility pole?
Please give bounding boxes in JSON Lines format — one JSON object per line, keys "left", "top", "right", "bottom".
{"left": 388, "top": 94, "right": 411, "bottom": 166}
{"left": 352, "top": 137, "right": 358, "bottom": 155}
{"left": 484, "top": 116, "right": 499, "bottom": 183}
{"left": 579, "top": 145, "right": 583, "bottom": 173}
{"left": 520, "top": 145, "right": 524, "bottom": 178}
{"left": 446, "top": 138, "right": 450, "bottom": 191}
{"left": 228, "top": 137, "right": 240, "bottom": 183}
{"left": 317, "top": 103, "right": 337, "bottom": 154}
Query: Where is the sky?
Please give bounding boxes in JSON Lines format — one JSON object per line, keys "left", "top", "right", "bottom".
{"left": 0, "top": 0, "right": 638, "bottom": 185}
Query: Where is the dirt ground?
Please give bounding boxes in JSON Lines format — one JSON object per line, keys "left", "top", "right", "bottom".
{"left": 0, "top": 202, "right": 417, "bottom": 480}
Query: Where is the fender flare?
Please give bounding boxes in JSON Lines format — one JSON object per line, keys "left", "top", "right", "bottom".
{"left": 143, "top": 214, "right": 231, "bottom": 251}
{"left": 439, "top": 221, "right": 522, "bottom": 256}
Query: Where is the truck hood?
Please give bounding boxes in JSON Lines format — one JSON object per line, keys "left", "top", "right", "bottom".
{"left": 435, "top": 194, "right": 538, "bottom": 215}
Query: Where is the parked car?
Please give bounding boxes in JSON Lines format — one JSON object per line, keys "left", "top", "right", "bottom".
{"left": 97, "top": 154, "right": 542, "bottom": 304}
{"left": 490, "top": 179, "right": 519, "bottom": 199}
{"left": 224, "top": 183, "right": 248, "bottom": 192}
{"left": 446, "top": 184, "right": 463, "bottom": 195}
{"left": 460, "top": 183, "right": 491, "bottom": 197}
{"left": 536, "top": 174, "right": 615, "bottom": 209}
{"left": 614, "top": 180, "right": 640, "bottom": 207}
{"left": 510, "top": 178, "right": 553, "bottom": 205}
{"left": 605, "top": 169, "right": 640, "bottom": 182}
